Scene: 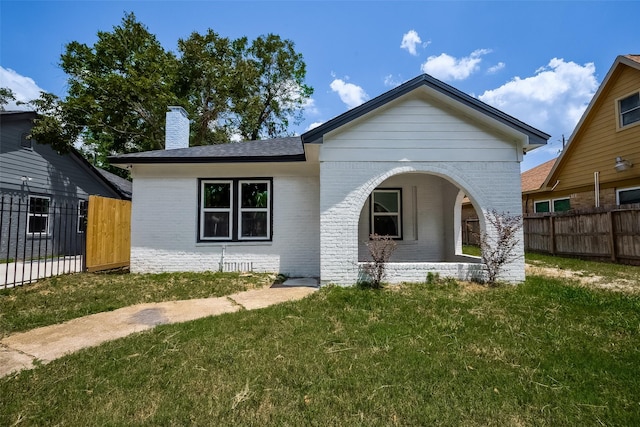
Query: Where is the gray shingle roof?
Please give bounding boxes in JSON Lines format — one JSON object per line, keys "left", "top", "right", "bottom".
{"left": 95, "top": 168, "right": 133, "bottom": 199}
{"left": 109, "top": 136, "right": 305, "bottom": 164}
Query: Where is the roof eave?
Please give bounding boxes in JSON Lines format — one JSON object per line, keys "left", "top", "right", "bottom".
{"left": 109, "top": 153, "right": 307, "bottom": 166}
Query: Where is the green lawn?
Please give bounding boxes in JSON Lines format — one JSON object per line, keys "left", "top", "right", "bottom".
{"left": 1, "top": 264, "right": 639, "bottom": 425}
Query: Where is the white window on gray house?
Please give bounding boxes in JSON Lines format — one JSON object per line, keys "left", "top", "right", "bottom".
{"left": 617, "top": 186, "right": 640, "bottom": 205}
{"left": 238, "top": 180, "right": 270, "bottom": 240}
{"left": 199, "top": 179, "right": 272, "bottom": 241}
{"left": 619, "top": 92, "right": 640, "bottom": 127}
{"left": 77, "top": 200, "right": 88, "bottom": 233}
{"left": 27, "top": 196, "right": 50, "bottom": 234}
{"left": 371, "top": 189, "right": 402, "bottom": 238}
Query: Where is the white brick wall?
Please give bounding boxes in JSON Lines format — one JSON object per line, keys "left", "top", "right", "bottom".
{"left": 130, "top": 165, "right": 320, "bottom": 277}
{"left": 320, "top": 161, "right": 524, "bottom": 285}
{"left": 377, "top": 262, "right": 486, "bottom": 284}
{"left": 165, "top": 107, "right": 190, "bottom": 150}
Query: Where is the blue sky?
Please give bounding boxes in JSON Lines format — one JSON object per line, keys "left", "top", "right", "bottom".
{"left": 1, "top": 1, "right": 638, "bottom": 171}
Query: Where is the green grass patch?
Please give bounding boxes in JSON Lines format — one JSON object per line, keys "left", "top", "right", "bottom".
{"left": 2, "top": 277, "right": 639, "bottom": 425}
{"left": 0, "top": 271, "right": 274, "bottom": 336}
{"left": 525, "top": 252, "right": 640, "bottom": 282}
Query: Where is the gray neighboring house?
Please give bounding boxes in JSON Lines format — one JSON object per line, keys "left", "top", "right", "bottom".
{"left": 0, "top": 111, "right": 131, "bottom": 261}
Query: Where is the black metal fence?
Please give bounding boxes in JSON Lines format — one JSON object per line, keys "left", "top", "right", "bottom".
{"left": 1, "top": 194, "right": 86, "bottom": 288}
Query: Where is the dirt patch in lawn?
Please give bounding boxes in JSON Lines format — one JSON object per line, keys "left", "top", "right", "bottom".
{"left": 525, "top": 263, "right": 640, "bottom": 294}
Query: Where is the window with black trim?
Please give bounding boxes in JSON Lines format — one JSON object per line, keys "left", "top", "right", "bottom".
{"left": 28, "top": 196, "right": 50, "bottom": 234}
{"left": 199, "top": 178, "right": 271, "bottom": 241}
{"left": 619, "top": 92, "right": 640, "bottom": 128}
{"left": 370, "top": 189, "right": 402, "bottom": 238}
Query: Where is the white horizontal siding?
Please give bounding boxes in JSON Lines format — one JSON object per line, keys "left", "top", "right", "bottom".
{"left": 321, "top": 94, "right": 519, "bottom": 162}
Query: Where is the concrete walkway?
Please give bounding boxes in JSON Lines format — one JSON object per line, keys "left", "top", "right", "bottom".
{"left": 0, "top": 279, "right": 318, "bottom": 378}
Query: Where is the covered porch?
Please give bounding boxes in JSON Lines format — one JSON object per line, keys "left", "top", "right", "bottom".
{"left": 356, "top": 171, "right": 485, "bottom": 284}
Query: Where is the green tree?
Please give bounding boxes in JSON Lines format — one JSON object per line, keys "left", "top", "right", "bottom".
{"left": 26, "top": 92, "right": 82, "bottom": 153}
{"left": 59, "top": 12, "right": 178, "bottom": 155}
{"left": 235, "top": 34, "right": 313, "bottom": 141}
{"left": 28, "top": 12, "right": 313, "bottom": 166}
{"left": 0, "top": 87, "right": 16, "bottom": 110}
{"left": 176, "top": 30, "right": 246, "bottom": 146}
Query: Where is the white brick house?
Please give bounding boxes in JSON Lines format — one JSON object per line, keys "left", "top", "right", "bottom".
{"left": 111, "top": 75, "right": 549, "bottom": 285}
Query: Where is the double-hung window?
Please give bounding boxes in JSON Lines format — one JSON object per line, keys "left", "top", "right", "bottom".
{"left": 619, "top": 92, "right": 640, "bottom": 128}
{"left": 28, "top": 196, "right": 50, "bottom": 235}
{"left": 199, "top": 179, "right": 271, "bottom": 241}
{"left": 201, "top": 180, "right": 233, "bottom": 240}
{"left": 370, "top": 189, "right": 402, "bottom": 238}
{"left": 238, "top": 181, "right": 270, "bottom": 239}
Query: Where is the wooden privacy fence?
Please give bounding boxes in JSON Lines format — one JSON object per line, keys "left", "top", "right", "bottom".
{"left": 523, "top": 206, "right": 640, "bottom": 264}
{"left": 86, "top": 195, "right": 131, "bottom": 272}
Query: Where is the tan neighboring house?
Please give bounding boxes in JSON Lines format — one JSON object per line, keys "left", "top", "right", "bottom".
{"left": 523, "top": 54, "right": 640, "bottom": 213}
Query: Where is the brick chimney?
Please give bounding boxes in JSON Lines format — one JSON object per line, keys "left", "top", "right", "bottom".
{"left": 165, "top": 106, "right": 189, "bottom": 150}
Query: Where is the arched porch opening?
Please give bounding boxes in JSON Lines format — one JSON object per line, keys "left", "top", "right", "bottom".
{"left": 355, "top": 171, "right": 486, "bottom": 283}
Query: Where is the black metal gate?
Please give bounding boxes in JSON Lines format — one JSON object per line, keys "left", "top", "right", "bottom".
{"left": 1, "top": 194, "right": 86, "bottom": 288}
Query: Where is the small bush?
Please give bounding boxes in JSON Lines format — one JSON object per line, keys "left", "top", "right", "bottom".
{"left": 359, "top": 234, "right": 397, "bottom": 289}
{"left": 476, "top": 210, "right": 523, "bottom": 285}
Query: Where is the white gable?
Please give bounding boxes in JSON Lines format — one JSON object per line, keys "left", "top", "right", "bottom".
{"left": 320, "top": 91, "right": 524, "bottom": 162}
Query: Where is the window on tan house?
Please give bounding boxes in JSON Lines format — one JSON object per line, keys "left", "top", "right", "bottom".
{"left": 617, "top": 186, "right": 640, "bottom": 205}
{"left": 535, "top": 198, "right": 570, "bottom": 213}
{"left": 552, "top": 198, "right": 571, "bottom": 212}
{"left": 534, "top": 200, "right": 550, "bottom": 213}
{"left": 619, "top": 92, "right": 640, "bottom": 128}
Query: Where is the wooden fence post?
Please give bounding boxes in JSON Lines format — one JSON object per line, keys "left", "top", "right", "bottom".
{"left": 549, "top": 216, "right": 555, "bottom": 255}
{"left": 608, "top": 211, "right": 617, "bottom": 262}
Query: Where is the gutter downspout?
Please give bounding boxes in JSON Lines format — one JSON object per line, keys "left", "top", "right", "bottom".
{"left": 594, "top": 172, "right": 600, "bottom": 208}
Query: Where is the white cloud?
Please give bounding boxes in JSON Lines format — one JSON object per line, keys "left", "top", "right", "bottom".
{"left": 479, "top": 58, "right": 598, "bottom": 150}
{"left": 0, "top": 66, "right": 45, "bottom": 110}
{"left": 302, "top": 97, "right": 319, "bottom": 116}
{"left": 487, "top": 62, "right": 506, "bottom": 74}
{"left": 400, "top": 30, "right": 422, "bottom": 56}
{"left": 421, "top": 48, "right": 491, "bottom": 81}
{"left": 305, "top": 121, "right": 324, "bottom": 131}
{"left": 383, "top": 74, "right": 402, "bottom": 87}
{"left": 330, "top": 78, "right": 369, "bottom": 110}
